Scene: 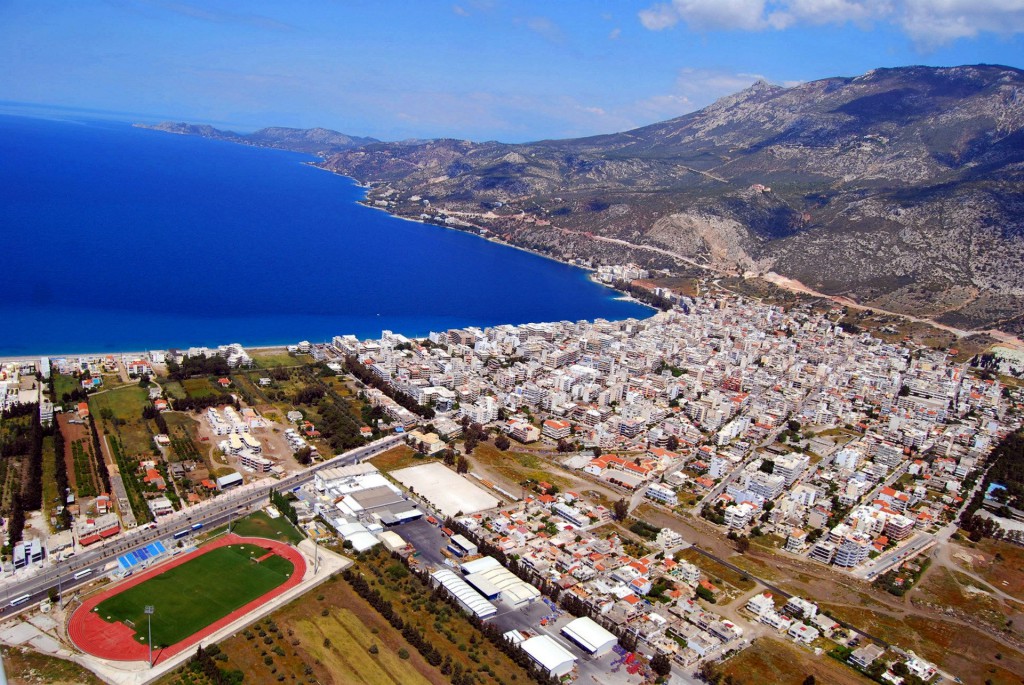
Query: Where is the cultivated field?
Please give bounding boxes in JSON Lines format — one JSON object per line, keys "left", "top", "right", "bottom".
{"left": 158, "top": 570, "right": 447, "bottom": 685}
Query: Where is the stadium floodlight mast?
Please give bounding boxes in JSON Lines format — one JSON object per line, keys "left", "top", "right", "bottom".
{"left": 145, "top": 605, "right": 155, "bottom": 667}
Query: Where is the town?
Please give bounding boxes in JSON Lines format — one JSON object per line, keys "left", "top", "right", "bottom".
{"left": 0, "top": 271, "right": 1022, "bottom": 685}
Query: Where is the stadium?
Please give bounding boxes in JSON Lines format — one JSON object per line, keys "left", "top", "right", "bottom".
{"left": 68, "top": 533, "right": 306, "bottom": 664}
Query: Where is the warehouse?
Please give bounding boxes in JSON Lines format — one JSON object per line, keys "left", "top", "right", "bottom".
{"left": 332, "top": 520, "right": 380, "bottom": 552}
{"left": 447, "top": 534, "right": 478, "bottom": 557}
{"left": 392, "top": 462, "right": 498, "bottom": 516}
{"left": 561, "top": 616, "right": 618, "bottom": 656}
{"left": 520, "top": 635, "right": 576, "bottom": 678}
{"left": 378, "top": 530, "right": 408, "bottom": 553}
{"left": 431, "top": 569, "right": 497, "bottom": 620}
{"left": 461, "top": 556, "right": 541, "bottom": 607}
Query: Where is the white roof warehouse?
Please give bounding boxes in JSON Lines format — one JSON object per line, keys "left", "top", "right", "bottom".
{"left": 431, "top": 569, "right": 497, "bottom": 620}
{"left": 561, "top": 616, "right": 618, "bottom": 656}
{"left": 520, "top": 635, "right": 576, "bottom": 678}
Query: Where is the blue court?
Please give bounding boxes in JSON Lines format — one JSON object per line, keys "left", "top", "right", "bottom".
{"left": 117, "top": 541, "right": 167, "bottom": 572}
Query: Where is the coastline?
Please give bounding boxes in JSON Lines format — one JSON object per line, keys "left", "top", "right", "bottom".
{"left": 0, "top": 344, "right": 294, "bottom": 365}
{"left": 309, "top": 162, "right": 611, "bottom": 275}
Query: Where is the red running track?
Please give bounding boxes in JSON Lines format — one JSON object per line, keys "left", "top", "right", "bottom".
{"left": 68, "top": 533, "right": 306, "bottom": 664}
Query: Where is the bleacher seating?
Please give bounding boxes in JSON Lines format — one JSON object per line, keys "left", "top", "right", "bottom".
{"left": 117, "top": 541, "right": 167, "bottom": 572}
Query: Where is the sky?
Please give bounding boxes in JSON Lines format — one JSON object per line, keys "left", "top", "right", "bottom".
{"left": 2, "top": 0, "right": 1023, "bottom": 143}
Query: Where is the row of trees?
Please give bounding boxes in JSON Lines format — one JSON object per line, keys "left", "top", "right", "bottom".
{"left": 960, "top": 428, "right": 1024, "bottom": 541}
{"left": 141, "top": 402, "right": 173, "bottom": 435}
{"left": 58, "top": 387, "right": 91, "bottom": 404}
{"left": 349, "top": 550, "right": 564, "bottom": 685}
{"left": 171, "top": 393, "right": 238, "bottom": 413}
{"left": 315, "top": 398, "right": 366, "bottom": 452}
{"left": 166, "top": 355, "right": 231, "bottom": 381}
{"left": 87, "top": 413, "right": 112, "bottom": 493}
{"left": 183, "top": 644, "right": 243, "bottom": 685}
{"left": 461, "top": 419, "right": 489, "bottom": 454}
{"left": 610, "top": 279, "right": 675, "bottom": 311}
{"left": 343, "top": 355, "right": 435, "bottom": 419}
{"left": 51, "top": 420, "right": 71, "bottom": 529}
{"left": 270, "top": 490, "right": 299, "bottom": 527}
{"left": 21, "top": 406, "right": 44, "bottom": 512}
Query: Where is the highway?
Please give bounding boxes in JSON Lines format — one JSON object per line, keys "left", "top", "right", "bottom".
{"left": 0, "top": 433, "right": 403, "bottom": 616}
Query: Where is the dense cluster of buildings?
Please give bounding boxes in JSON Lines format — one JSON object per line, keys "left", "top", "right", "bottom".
{"left": 0, "top": 360, "right": 46, "bottom": 413}
{"left": 442, "top": 487, "right": 748, "bottom": 666}
{"left": 321, "top": 279, "right": 1017, "bottom": 577}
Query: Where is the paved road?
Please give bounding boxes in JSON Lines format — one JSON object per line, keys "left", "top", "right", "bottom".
{"left": 0, "top": 433, "right": 403, "bottom": 615}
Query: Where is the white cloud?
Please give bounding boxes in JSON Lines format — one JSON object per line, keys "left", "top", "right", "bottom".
{"left": 675, "top": 68, "right": 768, "bottom": 97}
{"left": 619, "top": 68, "right": 773, "bottom": 126}
{"left": 609, "top": 27, "right": 622, "bottom": 39}
{"left": 637, "top": 0, "right": 1024, "bottom": 47}
{"left": 900, "top": 0, "right": 1024, "bottom": 47}
{"left": 641, "top": 0, "right": 771, "bottom": 31}
{"left": 452, "top": 5, "right": 470, "bottom": 17}
{"left": 518, "top": 16, "right": 566, "bottom": 44}
{"left": 630, "top": 93, "right": 696, "bottom": 121}
{"left": 639, "top": 3, "right": 684, "bottom": 30}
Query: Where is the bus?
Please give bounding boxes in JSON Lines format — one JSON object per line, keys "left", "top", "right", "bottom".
{"left": 73, "top": 569, "right": 93, "bottom": 580}
{"left": 191, "top": 522, "right": 204, "bottom": 531}
{"left": 173, "top": 529, "right": 190, "bottom": 540}
{"left": 9, "top": 594, "right": 30, "bottom": 607}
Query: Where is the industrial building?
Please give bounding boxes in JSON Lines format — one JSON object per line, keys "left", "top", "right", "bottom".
{"left": 431, "top": 569, "right": 497, "bottom": 620}
{"left": 332, "top": 521, "right": 380, "bottom": 552}
{"left": 519, "top": 635, "right": 576, "bottom": 678}
{"left": 447, "top": 534, "right": 478, "bottom": 557}
{"left": 560, "top": 616, "right": 618, "bottom": 656}
{"left": 459, "top": 555, "right": 540, "bottom": 607}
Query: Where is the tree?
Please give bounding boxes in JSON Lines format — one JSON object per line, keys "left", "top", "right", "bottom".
{"left": 294, "top": 446, "right": 313, "bottom": 465}
{"left": 699, "top": 662, "right": 719, "bottom": 684}
{"left": 495, "top": 434, "right": 511, "bottom": 451}
{"left": 456, "top": 455, "right": 470, "bottom": 474}
{"left": 736, "top": 536, "right": 750, "bottom": 554}
{"left": 802, "top": 676, "right": 816, "bottom": 685}
{"left": 613, "top": 498, "right": 628, "bottom": 521}
{"left": 650, "top": 653, "right": 671, "bottom": 677}
{"left": 666, "top": 435, "right": 679, "bottom": 451}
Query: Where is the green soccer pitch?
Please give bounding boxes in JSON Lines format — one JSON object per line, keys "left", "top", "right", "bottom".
{"left": 94, "top": 543, "right": 294, "bottom": 647}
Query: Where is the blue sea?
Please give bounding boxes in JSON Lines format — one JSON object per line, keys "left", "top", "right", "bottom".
{"left": 0, "top": 114, "right": 650, "bottom": 356}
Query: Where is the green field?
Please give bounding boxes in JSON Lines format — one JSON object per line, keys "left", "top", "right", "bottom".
{"left": 230, "top": 510, "right": 305, "bottom": 544}
{"left": 89, "top": 385, "right": 151, "bottom": 421}
{"left": 182, "top": 378, "right": 219, "bottom": 399}
{"left": 252, "top": 351, "right": 311, "bottom": 368}
{"left": 95, "top": 544, "right": 294, "bottom": 647}
{"left": 53, "top": 373, "right": 80, "bottom": 403}
{"left": 161, "top": 381, "right": 187, "bottom": 400}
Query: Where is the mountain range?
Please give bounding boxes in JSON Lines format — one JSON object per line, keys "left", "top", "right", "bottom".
{"left": 143, "top": 65, "right": 1024, "bottom": 336}
{"left": 138, "top": 121, "right": 379, "bottom": 155}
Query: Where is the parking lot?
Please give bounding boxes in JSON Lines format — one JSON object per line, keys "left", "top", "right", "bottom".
{"left": 389, "top": 517, "right": 448, "bottom": 566}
